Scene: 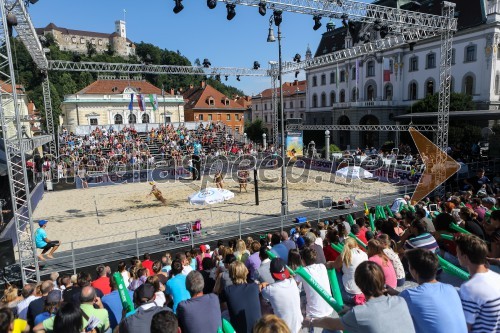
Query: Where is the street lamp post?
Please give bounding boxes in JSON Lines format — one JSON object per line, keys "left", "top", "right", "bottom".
{"left": 262, "top": 133, "right": 267, "bottom": 150}
{"left": 243, "top": 132, "right": 247, "bottom": 145}
{"left": 268, "top": 12, "right": 288, "bottom": 217}
{"left": 325, "top": 130, "right": 330, "bottom": 161}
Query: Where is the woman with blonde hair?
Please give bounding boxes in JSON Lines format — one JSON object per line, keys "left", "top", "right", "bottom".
{"left": 367, "top": 239, "right": 397, "bottom": 288}
{"left": 377, "top": 234, "right": 406, "bottom": 286}
{"left": 234, "top": 239, "right": 250, "bottom": 263}
{"left": 253, "top": 315, "right": 291, "bottom": 333}
{"left": 1, "top": 285, "right": 22, "bottom": 314}
{"left": 329, "top": 238, "right": 368, "bottom": 303}
{"left": 224, "top": 261, "right": 262, "bottom": 333}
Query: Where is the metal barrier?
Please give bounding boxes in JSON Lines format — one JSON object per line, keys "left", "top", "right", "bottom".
{"left": 39, "top": 185, "right": 414, "bottom": 275}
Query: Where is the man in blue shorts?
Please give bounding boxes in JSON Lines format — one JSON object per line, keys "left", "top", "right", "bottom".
{"left": 34, "top": 220, "right": 60, "bottom": 261}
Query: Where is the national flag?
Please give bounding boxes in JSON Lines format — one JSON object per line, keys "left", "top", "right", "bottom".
{"left": 137, "top": 94, "right": 145, "bottom": 112}
{"left": 149, "top": 94, "right": 158, "bottom": 111}
{"left": 128, "top": 93, "right": 134, "bottom": 111}
{"left": 383, "top": 57, "right": 391, "bottom": 82}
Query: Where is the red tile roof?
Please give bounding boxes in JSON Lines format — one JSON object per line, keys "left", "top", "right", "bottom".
{"left": 77, "top": 80, "right": 164, "bottom": 95}
{"left": 183, "top": 83, "right": 246, "bottom": 111}
{"left": 256, "top": 80, "right": 307, "bottom": 99}
{"left": 0, "top": 81, "right": 25, "bottom": 94}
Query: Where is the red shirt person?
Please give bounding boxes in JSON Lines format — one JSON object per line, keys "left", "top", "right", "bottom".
{"left": 142, "top": 253, "right": 154, "bottom": 276}
{"left": 91, "top": 264, "right": 111, "bottom": 295}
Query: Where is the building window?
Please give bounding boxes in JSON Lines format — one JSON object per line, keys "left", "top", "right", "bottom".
{"left": 89, "top": 118, "right": 98, "bottom": 125}
{"left": 91, "top": 39, "right": 96, "bottom": 45}
{"left": 389, "top": 59, "right": 394, "bottom": 73}
{"left": 300, "top": 100, "right": 304, "bottom": 108}
{"left": 142, "top": 114, "right": 150, "bottom": 123}
{"left": 452, "top": 48, "right": 456, "bottom": 64}
{"left": 409, "top": 56, "right": 418, "bottom": 72}
{"left": 409, "top": 82, "right": 418, "bottom": 100}
{"left": 426, "top": 80, "right": 435, "bottom": 96}
{"left": 340, "top": 90, "right": 345, "bottom": 103}
{"left": 312, "top": 76, "right": 317, "bottom": 86}
{"left": 235, "top": 127, "right": 240, "bottom": 133}
{"left": 208, "top": 98, "right": 214, "bottom": 106}
{"left": 198, "top": 114, "right": 204, "bottom": 121}
{"left": 165, "top": 116, "right": 171, "bottom": 123}
{"left": 340, "top": 70, "right": 346, "bottom": 82}
{"left": 366, "top": 85, "right": 375, "bottom": 101}
{"left": 464, "top": 75, "right": 474, "bottom": 95}
{"left": 330, "top": 72, "right": 336, "bottom": 84}
{"left": 321, "top": 74, "right": 326, "bottom": 85}
{"left": 226, "top": 114, "right": 231, "bottom": 120}
{"left": 312, "top": 94, "right": 318, "bottom": 108}
{"left": 330, "top": 91, "right": 336, "bottom": 105}
{"left": 264, "top": 104, "right": 267, "bottom": 110}
{"left": 351, "top": 66, "right": 356, "bottom": 80}
{"left": 80, "top": 38, "right": 85, "bottom": 44}
{"left": 366, "top": 61, "right": 375, "bottom": 77}
{"left": 208, "top": 114, "right": 213, "bottom": 120}
{"left": 265, "top": 115, "right": 268, "bottom": 122}
{"left": 300, "top": 113, "right": 303, "bottom": 119}
{"left": 114, "top": 114, "right": 123, "bottom": 124}
{"left": 384, "top": 84, "right": 393, "bottom": 100}
{"left": 235, "top": 114, "right": 240, "bottom": 121}
{"left": 72, "top": 37, "right": 77, "bottom": 43}
{"left": 290, "top": 101, "right": 293, "bottom": 109}
{"left": 255, "top": 105, "right": 258, "bottom": 111}
{"left": 351, "top": 88, "right": 358, "bottom": 102}
{"left": 426, "top": 53, "right": 436, "bottom": 69}
{"left": 128, "top": 114, "right": 136, "bottom": 124}
{"left": 98, "top": 39, "right": 103, "bottom": 45}
{"left": 321, "top": 93, "right": 327, "bottom": 107}
{"left": 495, "top": 74, "right": 500, "bottom": 94}
{"left": 465, "top": 45, "right": 476, "bottom": 62}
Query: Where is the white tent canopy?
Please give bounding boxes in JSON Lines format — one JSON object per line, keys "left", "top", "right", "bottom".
{"left": 188, "top": 188, "right": 234, "bottom": 205}
{"left": 335, "top": 166, "right": 374, "bottom": 179}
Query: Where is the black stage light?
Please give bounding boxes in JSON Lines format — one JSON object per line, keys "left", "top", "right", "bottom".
{"left": 313, "top": 16, "right": 322, "bottom": 31}
{"left": 203, "top": 58, "right": 211, "bottom": 68}
{"left": 225, "top": 75, "right": 228, "bottom": 81}
{"left": 253, "top": 61, "right": 261, "bottom": 70}
{"left": 273, "top": 10, "right": 282, "bottom": 26}
{"left": 207, "top": 0, "right": 217, "bottom": 9}
{"left": 258, "top": 1, "right": 266, "bottom": 16}
{"left": 293, "top": 53, "right": 301, "bottom": 62}
{"left": 173, "top": 0, "right": 184, "bottom": 14}
{"left": 215, "top": 74, "right": 221, "bottom": 82}
{"left": 226, "top": 4, "right": 236, "bottom": 20}
{"left": 341, "top": 14, "right": 348, "bottom": 27}
{"left": 236, "top": 75, "right": 241, "bottom": 81}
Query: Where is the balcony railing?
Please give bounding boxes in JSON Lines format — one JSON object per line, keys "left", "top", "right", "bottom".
{"left": 331, "top": 100, "right": 394, "bottom": 108}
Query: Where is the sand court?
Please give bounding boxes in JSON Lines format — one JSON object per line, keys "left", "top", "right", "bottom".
{"left": 33, "top": 168, "right": 400, "bottom": 248}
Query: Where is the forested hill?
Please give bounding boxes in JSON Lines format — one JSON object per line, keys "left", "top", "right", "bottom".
{"left": 11, "top": 37, "right": 244, "bottom": 128}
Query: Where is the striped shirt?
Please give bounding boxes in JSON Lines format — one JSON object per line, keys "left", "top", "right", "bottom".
{"left": 404, "top": 233, "right": 439, "bottom": 253}
{"left": 459, "top": 270, "right": 500, "bottom": 333}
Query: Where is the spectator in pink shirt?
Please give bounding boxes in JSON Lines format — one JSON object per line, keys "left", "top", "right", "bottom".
{"left": 367, "top": 239, "right": 397, "bottom": 289}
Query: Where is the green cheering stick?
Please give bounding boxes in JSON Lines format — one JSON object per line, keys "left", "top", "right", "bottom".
{"left": 112, "top": 272, "right": 135, "bottom": 316}
{"left": 330, "top": 242, "right": 344, "bottom": 254}
{"left": 368, "top": 213, "right": 376, "bottom": 232}
{"left": 385, "top": 205, "right": 394, "bottom": 218}
{"left": 349, "top": 232, "right": 367, "bottom": 249}
{"left": 266, "top": 250, "right": 295, "bottom": 275}
{"left": 295, "top": 266, "right": 343, "bottom": 313}
{"left": 346, "top": 214, "right": 355, "bottom": 226}
{"left": 437, "top": 255, "right": 470, "bottom": 281}
{"left": 450, "top": 222, "right": 471, "bottom": 235}
{"left": 327, "top": 269, "right": 344, "bottom": 308}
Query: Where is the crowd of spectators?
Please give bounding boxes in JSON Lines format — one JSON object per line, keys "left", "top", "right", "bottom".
{"left": 1, "top": 185, "right": 499, "bottom": 333}
{"left": 52, "top": 122, "right": 255, "bottom": 178}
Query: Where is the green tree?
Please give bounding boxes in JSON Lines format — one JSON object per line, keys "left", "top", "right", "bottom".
{"left": 410, "top": 92, "right": 474, "bottom": 113}
{"left": 244, "top": 119, "right": 268, "bottom": 143}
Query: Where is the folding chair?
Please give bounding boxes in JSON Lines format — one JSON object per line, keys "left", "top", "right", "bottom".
{"left": 176, "top": 223, "right": 191, "bottom": 242}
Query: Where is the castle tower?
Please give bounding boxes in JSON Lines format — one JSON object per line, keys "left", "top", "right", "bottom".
{"left": 115, "top": 20, "right": 126, "bottom": 38}
{"left": 305, "top": 45, "right": 312, "bottom": 60}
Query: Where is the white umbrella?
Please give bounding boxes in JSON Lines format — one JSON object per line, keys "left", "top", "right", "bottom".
{"left": 188, "top": 187, "right": 234, "bottom": 205}
{"left": 335, "top": 166, "right": 373, "bottom": 179}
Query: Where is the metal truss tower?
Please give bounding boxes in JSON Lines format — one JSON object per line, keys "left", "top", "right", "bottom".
{"left": 0, "top": 0, "right": 40, "bottom": 284}
{"left": 41, "top": 73, "right": 56, "bottom": 155}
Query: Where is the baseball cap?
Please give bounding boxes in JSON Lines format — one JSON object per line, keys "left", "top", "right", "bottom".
{"left": 38, "top": 220, "right": 48, "bottom": 227}
{"left": 205, "top": 244, "right": 210, "bottom": 251}
{"left": 270, "top": 258, "right": 290, "bottom": 281}
{"left": 134, "top": 283, "right": 155, "bottom": 304}
{"left": 296, "top": 236, "right": 305, "bottom": 249}
{"left": 200, "top": 245, "right": 207, "bottom": 253}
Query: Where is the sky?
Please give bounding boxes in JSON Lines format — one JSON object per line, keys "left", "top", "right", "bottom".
{"left": 27, "top": 0, "right": 337, "bottom": 96}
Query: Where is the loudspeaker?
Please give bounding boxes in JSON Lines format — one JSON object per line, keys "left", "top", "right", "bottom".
{"left": 0, "top": 239, "right": 15, "bottom": 268}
